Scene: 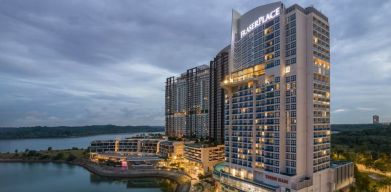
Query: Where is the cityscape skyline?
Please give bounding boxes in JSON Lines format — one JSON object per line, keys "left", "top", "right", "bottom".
{"left": 0, "top": 0, "right": 390, "bottom": 127}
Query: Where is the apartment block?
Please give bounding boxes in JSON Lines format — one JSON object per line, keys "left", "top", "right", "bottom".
{"left": 373, "top": 115, "right": 380, "bottom": 124}
{"left": 210, "top": 46, "right": 230, "bottom": 144}
{"left": 165, "top": 65, "right": 210, "bottom": 139}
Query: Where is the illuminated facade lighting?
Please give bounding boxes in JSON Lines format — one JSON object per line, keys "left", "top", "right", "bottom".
{"left": 215, "top": 1, "right": 349, "bottom": 192}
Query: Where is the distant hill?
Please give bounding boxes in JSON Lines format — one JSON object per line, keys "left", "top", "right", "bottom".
{"left": 0, "top": 125, "right": 164, "bottom": 139}
{"left": 331, "top": 123, "right": 390, "bottom": 132}
{"left": 4, "top": 124, "right": 387, "bottom": 139}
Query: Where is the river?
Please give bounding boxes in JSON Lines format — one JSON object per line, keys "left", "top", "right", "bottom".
{"left": 0, "top": 162, "right": 176, "bottom": 192}
{"left": 0, "top": 132, "right": 163, "bottom": 153}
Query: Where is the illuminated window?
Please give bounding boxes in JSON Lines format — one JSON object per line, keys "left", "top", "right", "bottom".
{"left": 314, "top": 37, "right": 318, "bottom": 44}
{"left": 265, "top": 53, "right": 274, "bottom": 61}
{"left": 264, "top": 27, "right": 273, "bottom": 35}
{"left": 285, "top": 66, "right": 291, "bottom": 74}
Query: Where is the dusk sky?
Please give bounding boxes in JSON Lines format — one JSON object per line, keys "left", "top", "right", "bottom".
{"left": 0, "top": 0, "right": 390, "bottom": 127}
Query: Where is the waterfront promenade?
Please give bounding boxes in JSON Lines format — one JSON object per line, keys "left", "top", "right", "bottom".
{"left": 0, "top": 155, "right": 191, "bottom": 192}
{"left": 80, "top": 161, "right": 191, "bottom": 192}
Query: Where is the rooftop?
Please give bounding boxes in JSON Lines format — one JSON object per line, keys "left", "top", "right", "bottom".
{"left": 95, "top": 152, "right": 162, "bottom": 162}
{"left": 331, "top": 161, "right": 353, "bottom": 168}
{"left": 185, "top": 142, "right": 222, "bottom": 148}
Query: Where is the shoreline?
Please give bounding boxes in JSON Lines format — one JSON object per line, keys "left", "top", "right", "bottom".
{"left": 0, "top": 131, "right": 164, "bottom": 140}
{"left": 0, "top": 159, "right": 191, "bottom": 192}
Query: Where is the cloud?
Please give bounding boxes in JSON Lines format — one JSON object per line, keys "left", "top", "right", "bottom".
{"left": 333, "top": 109, "right": 349, "bottom": 113}
{"left": 0, "top": 0, "right": 390, "bottom": 126}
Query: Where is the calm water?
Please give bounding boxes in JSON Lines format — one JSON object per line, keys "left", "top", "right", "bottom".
{"left": 0, "top": 163, "right": 175, "bottom": 192}
{"left": 0, "top": 132, "right": 162, "bottom": 153}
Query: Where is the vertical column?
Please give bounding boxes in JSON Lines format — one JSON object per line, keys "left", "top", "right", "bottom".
{"left": 279, "top": 11, "right": 287, "bottom": 174}
{"left": 225, "top": 87, "right": 233, "bottom": 168}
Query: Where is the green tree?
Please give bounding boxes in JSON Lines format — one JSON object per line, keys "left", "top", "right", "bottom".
{"left": 66, "top": 154, "right": 77, "bottom": 162}
{"left": 52, "top": 152, "right": 65, "bottom": 160}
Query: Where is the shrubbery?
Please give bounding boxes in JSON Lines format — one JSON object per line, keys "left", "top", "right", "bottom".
{"left": 52, "top": 153, "right": 65, "bottom": 160}
{"left": 66, "top": 154, "right": 77, "bottom": 162}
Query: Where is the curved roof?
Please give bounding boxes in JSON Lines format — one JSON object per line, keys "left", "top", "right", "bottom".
{"left": 238, "top": 1, "right": 282, "bottom": 32}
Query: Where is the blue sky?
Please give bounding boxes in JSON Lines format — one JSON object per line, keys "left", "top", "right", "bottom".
{"left": 0, "top": 0, "right": 390, "bottom": 127}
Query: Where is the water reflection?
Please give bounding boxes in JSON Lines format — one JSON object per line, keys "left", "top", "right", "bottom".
{"left": 0, "top": 162, "right": 173, "bottom": 192}
{"left": 89, "top": 174, "right": 177, "bottom": 191}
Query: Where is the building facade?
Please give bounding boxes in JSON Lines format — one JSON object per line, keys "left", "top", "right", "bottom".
{"left": 210, "top": 46, "right": 230, "bottom": 144}
{"left": 166, "top": 65, "right": 210, "bottom": 139}
{"left": 329, "top": 162, "right": 355, "bottom": 191}
{"left": 373, "top": 115, "right": 379, "bottom": 124}
{"left": 219, "top": 2, "right": 336, "bottom": 191}
{"left": 89, "top": 138, "right": 164, "bottom": 154}
{"left": 165, "top": 76, "right": 187, "bottom": 137}
{"left": 184, "top": 143, "right": 225, "bottom": 172}
{"left": 158, "top": 140, "right": 185, "bottom": 158}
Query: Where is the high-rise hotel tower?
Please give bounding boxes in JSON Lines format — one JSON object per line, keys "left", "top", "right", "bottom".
{"left": 217, "top": 2, "right": 335, "bottom": 191}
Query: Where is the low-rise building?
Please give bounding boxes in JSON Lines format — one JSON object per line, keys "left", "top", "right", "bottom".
{"left": 184, "top": 143, "right": 225, "bottom": 172}
{"left": 330, "top": 161, "right": 355, "bottom": 191}
{"left": 118, "top": 139, "right": 139, "bottom": 152}
{"left": 159, "top": 141, "right": 185, "bottom": 158}
{"left": 89, "top": 137, "right": 166, "bottom": 169}
{"left": 89, "top": 140, "right": 117, "bottom": 153}
{"left": 140, "top": 139, "right": 161, "bottom": 154}
{"left": 89, "top": 138, "right": 164, "bottom": 154}
{"left": 90, "top": 152, "right": 162, "bottom": 168}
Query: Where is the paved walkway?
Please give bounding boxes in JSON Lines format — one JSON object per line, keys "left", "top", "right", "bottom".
{"left": 356, "top": 163, "right": 391, "bottom": 177}
{"left": 80, "top": 161, "right": 191, "bottom": 192}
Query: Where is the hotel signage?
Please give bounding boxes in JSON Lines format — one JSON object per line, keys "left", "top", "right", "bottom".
{"left": 265, "top": 174, "right": 288, "bottom": 184}
{"left": 240, "top": 7, "right": 281, "bottom": 38}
